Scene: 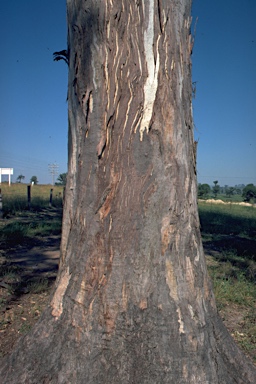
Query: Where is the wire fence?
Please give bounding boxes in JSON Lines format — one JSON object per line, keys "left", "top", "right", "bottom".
{"left": 0, "top": 184, "right": 64, "bottom": 217}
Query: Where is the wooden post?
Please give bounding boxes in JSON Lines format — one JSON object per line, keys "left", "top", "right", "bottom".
{"left": 0, "top": 188, "right": 3, "bottom": 218}
{"left": 27, "top": 185, "right": 31, "bottom": 210}
{"left": 49, "top": 188, "right": 53, "bottom": 207}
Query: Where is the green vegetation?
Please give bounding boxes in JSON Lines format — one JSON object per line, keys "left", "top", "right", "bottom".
{"left": 198, "top": 183, "right": 211, "bottom": 199}
{"left": 55, "top": 172, "right": 67, "bottom": 186}
{"left": 0, "top": 218, "right": 62, "bottom": 247}
{"left": 197, "top": 182, "right": 256, "bottom": 204}
{"left": 0, "top": 207, "right": 62, "bottom": 298}
{"left": 198, "top": 202, "right": 256, "bottom": 237}
{"left": 198, "top": 201, "right": 256, "bottom": 361}
{"left": 0, "top": 207, "right": 62, "bottom": 349}
{"left": 16, "top": 175, "right": 25, "bottom": 183}
{"left": 30, "top": 176, "right": 38, "bottom": 185}
{"left": 242, "top": 184, "right": 256, "bottom": 203}
{"left": 27, "top": 277, "right": 49, "bottom": 294}
{"left": 0, "top": 183, "right": 64, "bottom": 215}
{"left": 0, "top": 188, "right": 255, "bottom": 361}
{"left": 212, "top": 180, "right": 220, "bottom": 198}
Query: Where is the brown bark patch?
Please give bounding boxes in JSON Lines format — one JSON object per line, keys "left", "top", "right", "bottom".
{"left": 165, "top": 259, "right": 178, "bottom": 301}
{"left": 139, "top": 298, "right": 148, "bottom": 310}
{"left": 51, "top": 268, "right": 71, "bottom": 319}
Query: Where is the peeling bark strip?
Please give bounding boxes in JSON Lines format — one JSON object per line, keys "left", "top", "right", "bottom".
{"left": 1, "top": 1, "right": 256, "bottom": 383}
{"left": 139, "top": 0, "right": 160, "bottom": 141}
{"left": 51, "top": 268, "right": 71, "bottom": 319}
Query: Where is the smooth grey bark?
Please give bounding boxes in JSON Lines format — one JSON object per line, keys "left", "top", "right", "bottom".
{"left": 1, "top": 1, "right": 255, "bottom": 383}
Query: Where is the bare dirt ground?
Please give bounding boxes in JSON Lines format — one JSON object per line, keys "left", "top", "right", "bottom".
{"left": 0, "top": 209, "right": 61, "bottom": 357}
{"left": 0, "top": 244, "right": 60, "bottom": 356}
{"left": 0, "top": 209, "right": 255, "bottom": 364}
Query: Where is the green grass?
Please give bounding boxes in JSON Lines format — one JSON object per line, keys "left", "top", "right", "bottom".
{"left": 0, "top": 219, "right": 62, "bottom": 247}
{"left": 217, "top": 194, "right": 244, "bottom": 203}
{"left": 19, "top": 322, "right": 32, "bottom": 334}
{"left": 0, "top": 196, "right": 255, "bottom": 360}
{"left": 0, "top": 183, "right": 64, "bottom": 214}
{"left": 199, "top": 202, "right": 256, "bottom": 237}
{"left": 198, "top": 201, "right": 256, "bottom": 362}
{"left": 210, "top": 268, "right": 256, "bottom": 308}
{"left": 27, "top": 277, "right": 49, "bottom": 294}
{"left": 0, "top": 208, "right": 61, "bottom": 306}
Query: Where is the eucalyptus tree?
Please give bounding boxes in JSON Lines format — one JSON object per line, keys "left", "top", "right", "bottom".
{"left": 1, "top": 1, "right": 255, "bottom": 383}
{"left": 16, "top": 174, "right": 25, "bottom": 183}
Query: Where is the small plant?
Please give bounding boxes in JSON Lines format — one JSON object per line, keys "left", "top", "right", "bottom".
{"left": 27, "top": 220, "right": 62, "bottom": 237}
{"left": 1, "top": 222, "right": 28, "bottom": 245}
{"left": 19, "top": 322, "right": 32, "bottom": 334}
{"left": 27, "top": 278, "right": 49, "bottom": 294}
{"left": 211, "top": 273, "right": 255, "bottom": 308}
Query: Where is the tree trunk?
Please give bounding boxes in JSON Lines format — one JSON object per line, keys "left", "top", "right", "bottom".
{"left": 1, "top": 1, "right": 255, "bottom": 383}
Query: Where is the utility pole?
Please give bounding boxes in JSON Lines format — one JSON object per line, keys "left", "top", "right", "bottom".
{"left": 48, "top": 163, "right": 59, "bottom": 185}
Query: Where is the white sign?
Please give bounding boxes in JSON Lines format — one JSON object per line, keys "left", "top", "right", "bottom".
{"left": 0, "top": 168, "right": 14, "bottom": 185}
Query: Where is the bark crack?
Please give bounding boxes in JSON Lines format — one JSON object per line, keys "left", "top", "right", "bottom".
{"left": 95, "top": 186, "right": 112, "bottom": 214}
{"left": 157, "top": 0, "right": 163, "bottom": 34}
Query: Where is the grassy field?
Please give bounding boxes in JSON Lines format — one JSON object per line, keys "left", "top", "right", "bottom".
{"left": 0, "top": 192, "right": 255, "bottom": 362}
{"left": 198, "top": 201, "right": 256, "bottom": 361}
{"left": 0, "top": 183, "right": 64, "bottom": 214}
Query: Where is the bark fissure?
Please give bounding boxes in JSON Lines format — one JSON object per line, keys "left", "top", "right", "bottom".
{"left": 157, "top": 0, "right": 163, "bottom": 34}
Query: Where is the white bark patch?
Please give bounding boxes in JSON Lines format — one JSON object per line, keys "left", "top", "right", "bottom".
{"left": 192, "top": 234, "right": 200, "bottom": 263}
{"left": 113, "top": 33, "right": 121, "bottom": 106}
{"left": 122, "top": 282, "right": 128, "bottom": 311}
{"left": 89, "top": 92, "right": 93, "bottom": 112}
{"left": 177, "top": 63, "right": 183, "bottom": 99}
{"left": 177, "top": 307, "right": 185, "bottom": 334}
{"left": 185, "top": 256, "right": 195, "bottom": 290}
{"left": 188, "top": 304, "right": 194, "bottom": 319}
{"left": 139, "top": 0, "right": 160, "bottom": 141}
{"left": 51, "top": 268, "right": 71, "bottom": 320}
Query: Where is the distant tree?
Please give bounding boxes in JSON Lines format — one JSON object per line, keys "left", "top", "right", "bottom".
{"left": 225, "top": 187, "right": 235, "bottom": 198}
{"left": 212, "top": 180, "right": 220, "bottom": 198}
{"left": 16, "top": 174, "right": 25, "bottom": 183}
{"left": 30, "top": 176, "right": 38, "bottom": 185}
{"left": 242, "top": 184, "right": 256, "bottom": 202}
{"left": 198, "top": 183, "right": 211, "bottom": 199}
{"left": 55, "top": 172, "right": 67, "bottom": 186}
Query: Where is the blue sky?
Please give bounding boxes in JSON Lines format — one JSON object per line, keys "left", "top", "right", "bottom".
{"left": 0, "top": 1, "right": 255, "bottom": 187}
{"left": 0, "top": 1, "right": 67, "bottom": 185}
{"left": 192, "top": 0, "right": 256, "bottom": 186}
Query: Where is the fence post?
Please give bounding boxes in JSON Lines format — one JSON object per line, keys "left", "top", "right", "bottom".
{"left": 27, "top": 185, "right": 31, "bottom": 210}
{"left": 49, "top": 188, "right": 53, "bottom": 207}
{"left": 0, "top": 188, "right": 3, "bottom": 218}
